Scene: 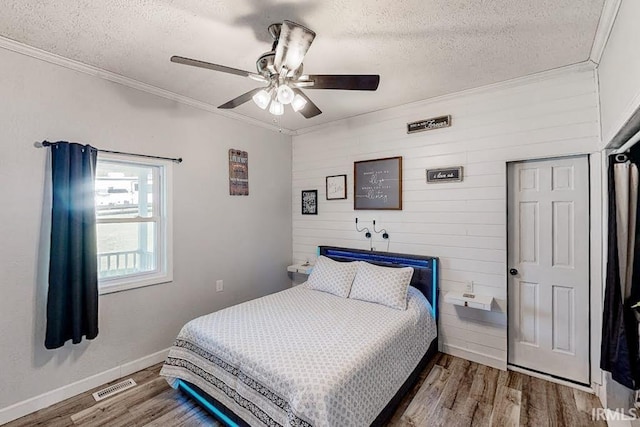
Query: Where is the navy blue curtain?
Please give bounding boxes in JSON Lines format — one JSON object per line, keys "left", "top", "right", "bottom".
{"left": 45, "top": 142, "right": 99, "bottom": 349}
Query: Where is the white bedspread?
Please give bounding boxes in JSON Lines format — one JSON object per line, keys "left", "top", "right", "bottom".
{"left": 160, "top": 285, "right": 437, "bottom": 427}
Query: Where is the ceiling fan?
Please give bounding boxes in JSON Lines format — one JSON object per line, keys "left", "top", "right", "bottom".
{"left": 170, "top": 20, "right": 380, "bottom": 119}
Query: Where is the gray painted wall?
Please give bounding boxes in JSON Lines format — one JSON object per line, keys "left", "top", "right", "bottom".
{"left": 0, "top": 46, "right": 292, "bottom": 410}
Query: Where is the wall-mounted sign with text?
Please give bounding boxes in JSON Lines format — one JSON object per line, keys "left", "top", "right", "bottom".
{"left": 229, "top": 149, "right": 249, "bottom": 195}
{"left": 426, "top": 166, "right": 463, "bottom": 183}
{"left": 407, "top": 115, "right": 451, "bottom": 134}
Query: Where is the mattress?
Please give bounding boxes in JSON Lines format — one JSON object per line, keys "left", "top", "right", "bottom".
{"left": 160, "top": 284, "right": 437, "bottom": 426}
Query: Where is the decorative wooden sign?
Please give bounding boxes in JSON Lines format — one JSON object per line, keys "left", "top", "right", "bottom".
{"left": 407, "top": 115, "right": 451, "bottom": 134}
{"left": 229, "top": 149, "right": 248, "bottom": 195}
{"left": 426, "top": 166, "right": 463, "bottom": 183}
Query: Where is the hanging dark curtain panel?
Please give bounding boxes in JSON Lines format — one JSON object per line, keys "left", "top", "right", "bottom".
{"left": 601, "top": 152, "right": 640, "bottom": 389}
{"left": 45, "top": 142, "right": 99, "bottom": 349}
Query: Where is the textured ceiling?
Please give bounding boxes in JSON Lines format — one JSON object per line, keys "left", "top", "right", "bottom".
{"left": 0, "top": 0, "right": 605, "bottom": 132}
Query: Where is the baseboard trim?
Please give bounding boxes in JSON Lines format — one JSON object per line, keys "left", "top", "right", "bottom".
{"left": 0, "top": 348, "right": 170, "bottom": 425}
{"left": 442, "top": 343, "right": 506, "bottom": 370}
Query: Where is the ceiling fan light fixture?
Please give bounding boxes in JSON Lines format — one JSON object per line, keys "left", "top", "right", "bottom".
{"left": 252, "top": 89, "right": 271, "bottom": 109}
{"left": 172, "top": 21, "right": 378, "bottom": 120}
{"left": 291, "top": 94, "right": 307, "bottom": 112}
{"left": 276, "top": 84, "right": 295, "bottom": 105}
{"left": 269, "top": 99, "right": 284, "bottom": 115}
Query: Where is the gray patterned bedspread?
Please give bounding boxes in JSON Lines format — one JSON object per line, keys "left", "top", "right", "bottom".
{"left": 160, "top": 285, "right": 437, "bottom": 426}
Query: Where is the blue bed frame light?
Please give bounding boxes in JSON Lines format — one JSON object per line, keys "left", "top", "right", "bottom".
{"left": 177, "top": 246, "right": 439, "bottom": 426}
{"left": 319, "top": 246, "right": 439, "bottom": 320}
{"left": 177, "top": 380, "right": 239, "bottom": 427}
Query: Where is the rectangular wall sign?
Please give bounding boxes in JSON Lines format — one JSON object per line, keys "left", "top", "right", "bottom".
{"left": 229, "top": 149, "right": 249, "bottom": 195}
{"left": 426, "top": 166, "right": 463, "bottom": 183}
{"left": 407, "top": 115, "right": 451, "bottom": 134}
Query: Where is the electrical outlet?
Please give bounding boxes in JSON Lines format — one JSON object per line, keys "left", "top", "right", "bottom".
{"left": 216, "top": 280, "right": 224, "bottom": 292}
{"left": 465, "top": 281, "right": 474, "bottom": 293}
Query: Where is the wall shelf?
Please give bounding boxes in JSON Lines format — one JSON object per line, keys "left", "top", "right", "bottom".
{"left": 444, "top": 291, "right": 493, "bottom": 311}
{"left": 287, "top": 263, "right": 314, "bottom": 275}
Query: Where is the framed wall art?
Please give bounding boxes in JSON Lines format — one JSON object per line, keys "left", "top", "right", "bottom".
{"left": 354, "top": 156, "right": 402, "bottom": 210}
{"left": 301, "top": 190, "right": 318, "bottom": 215}
{"left": 326, "top": 174, "right": 347, "bottom": 200}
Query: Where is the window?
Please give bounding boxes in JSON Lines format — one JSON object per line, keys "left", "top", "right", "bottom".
{"left": 95, "top": 153, "right": 173, "bottom": 294}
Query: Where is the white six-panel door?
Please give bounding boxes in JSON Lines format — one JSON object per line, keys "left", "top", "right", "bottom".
{"left": 507, "top": 156, "right": 590, "bottom": 384}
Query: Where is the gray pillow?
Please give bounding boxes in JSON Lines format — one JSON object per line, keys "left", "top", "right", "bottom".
{"left": 306, "top": 256, "right": 358, "bottom": 298}
{"left": 349, "top": 262, "right": 414, "bottom": 310}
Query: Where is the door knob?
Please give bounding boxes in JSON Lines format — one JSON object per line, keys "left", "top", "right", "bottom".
{"left": 509, "top": 268, "right": 519, "bottom": 276}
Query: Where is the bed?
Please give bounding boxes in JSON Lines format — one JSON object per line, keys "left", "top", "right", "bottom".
{"left": 160, "top": 246, "right": 439, "bottom": 426}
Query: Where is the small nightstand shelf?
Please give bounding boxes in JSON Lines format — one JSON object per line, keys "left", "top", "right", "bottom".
{"left": 287, "top": 263, "right": 314, "bottom": 275}
{"left": 444, "top": 291, "right": 493, "bottom": 311}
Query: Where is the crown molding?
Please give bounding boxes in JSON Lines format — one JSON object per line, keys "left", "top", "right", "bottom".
{"left": 293, "top": 61, "right": 596, "bottom": 136}
{"left": 0, "top": 32, "right": 602, "bottom": 139}
{"left": 0, "top": 36, "right": 295, "bottom": 136}
{"left": 589, "top": 0, "right": 622, "bottom": 65}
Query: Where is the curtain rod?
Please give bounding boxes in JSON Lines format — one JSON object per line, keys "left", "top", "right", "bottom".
{"left": 37, "top": 141, "right": 183, "bottom": 164}
{"left": 613, "top": 128, "right": 640, "bottom": 156}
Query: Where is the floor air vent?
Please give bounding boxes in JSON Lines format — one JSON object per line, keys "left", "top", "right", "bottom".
{"left": 92, "top": 378, "right": 137, "bottom": 401}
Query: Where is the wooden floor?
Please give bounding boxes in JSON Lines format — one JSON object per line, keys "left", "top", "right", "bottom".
{"left": 6, "top": 353, "right": 605, "bottom": 427}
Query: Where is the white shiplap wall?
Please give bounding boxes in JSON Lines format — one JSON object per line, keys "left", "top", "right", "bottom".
{"left": 291, "top": 63, "right": 601, "bottom": 369}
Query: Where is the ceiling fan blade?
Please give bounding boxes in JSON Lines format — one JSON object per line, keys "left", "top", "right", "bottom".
{"left": 274, "top": 21, "right": 316, "bottom": 74}
{"left": 171, "top": 56, "right": 267, "bottom": 82}
{"left": 292, "top": 89, "right": 322, "bottom": 118}
{"left": 303, "top": 74, "right": 380, "bottom": 91}
{"left": 218, "top": 88, "right": 264, "bottom": 109}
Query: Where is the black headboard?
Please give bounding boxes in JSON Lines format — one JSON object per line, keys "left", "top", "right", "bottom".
{"left": 319, "top": 246, "right": 439, "bottom": 320}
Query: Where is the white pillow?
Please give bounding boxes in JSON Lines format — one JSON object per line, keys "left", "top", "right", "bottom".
{"left": 306, "top": 256, "right": 358, "bottom": 298}
{"left": 349, "top": 262, "right": 414, "bottom": 310}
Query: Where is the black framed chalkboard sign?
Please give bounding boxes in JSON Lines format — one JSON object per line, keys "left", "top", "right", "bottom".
{"left": 354, "top": 156, "right": 402, "bottom": 210}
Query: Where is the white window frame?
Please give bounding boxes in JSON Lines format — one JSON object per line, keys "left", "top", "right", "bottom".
{"left": 96, "top": 152, "right": 173, "bottom": 295}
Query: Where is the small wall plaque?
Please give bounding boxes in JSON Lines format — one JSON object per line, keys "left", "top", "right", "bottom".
{"left": 407, "top": 115, "right": 451, "bottom": 134}
{"left": 426, "top": 166, "right": 463, "bottom": 183}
